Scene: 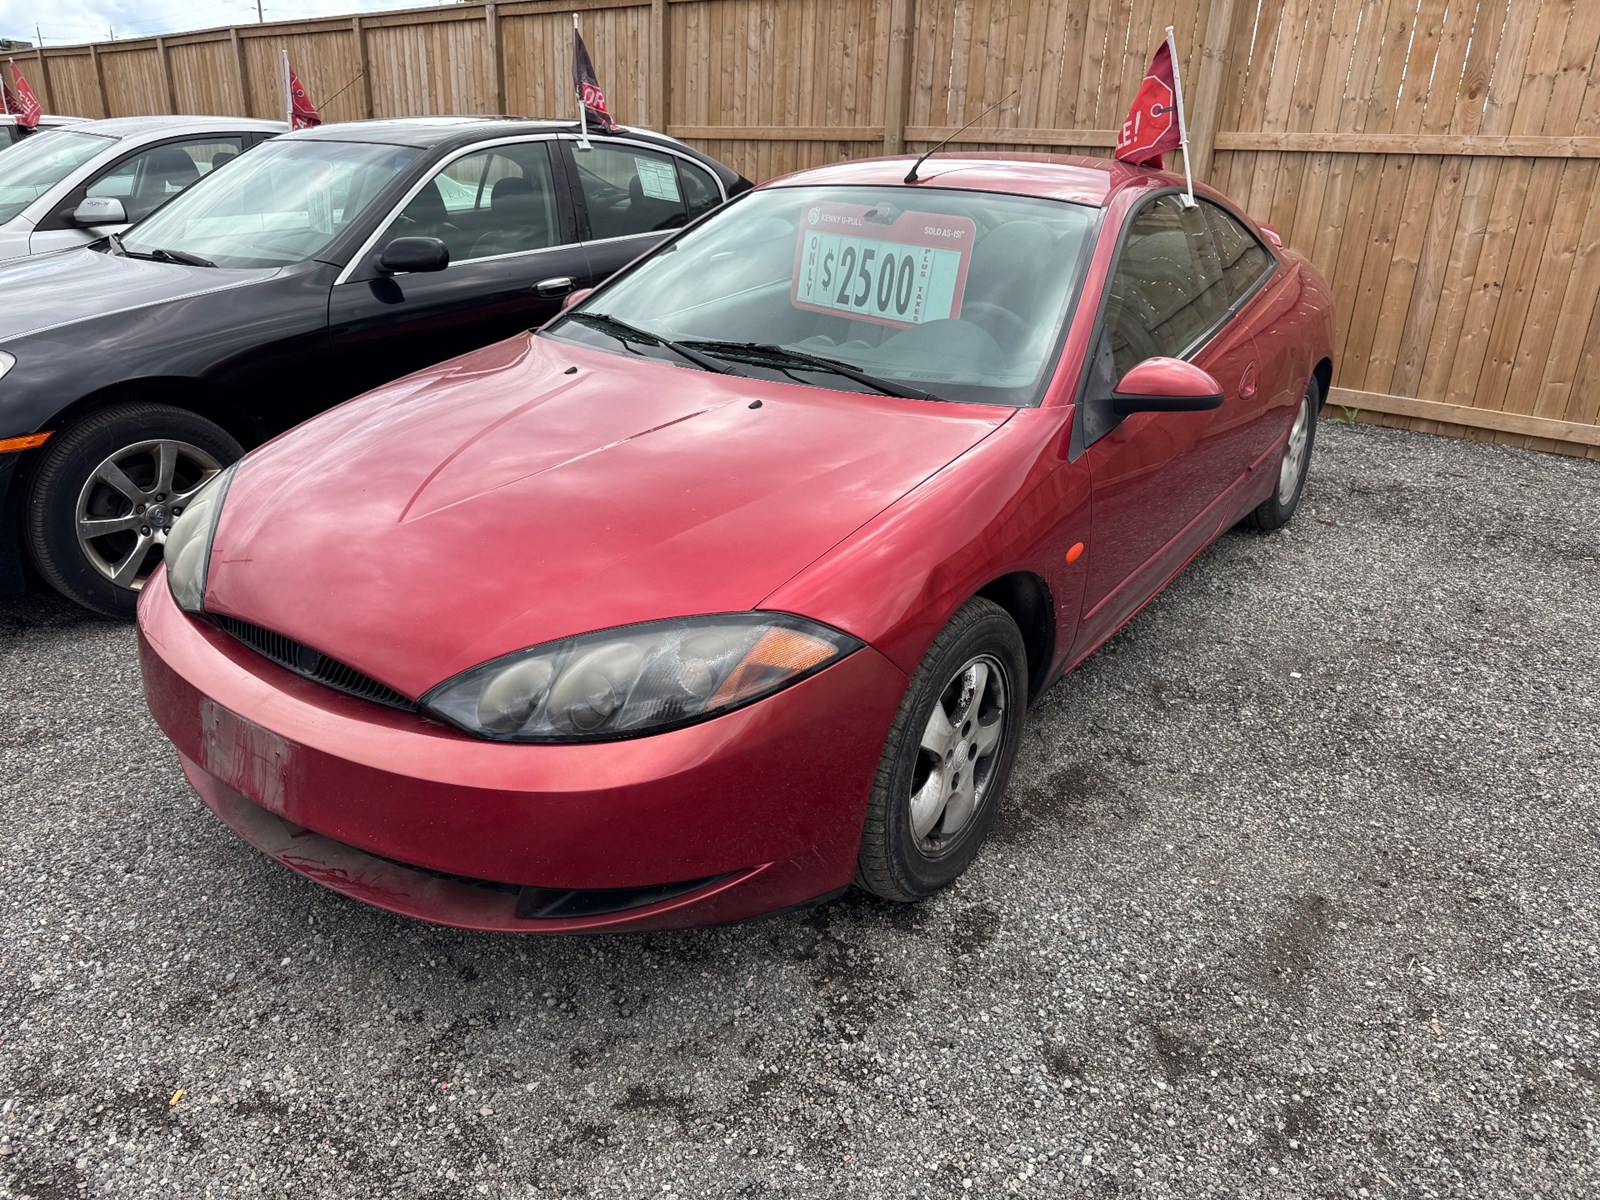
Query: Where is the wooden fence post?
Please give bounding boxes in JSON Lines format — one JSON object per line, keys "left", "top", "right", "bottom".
{"left": 230, "top": 28, "right": 251, "bottom": 117}
{"left": 33, "top": 45, "right": 55, "bottom": 113}
{"left": 157, "top": 37, "right": 178, "bottom": 113}
{"left": 484, "top": 3, "right": 504, "bottom": 116}
{"left": 352, "top": 15, "right": 375, "bottom": 118}
{"left": 650, "top": 0, "right": 670, "bottom": 130}
{"left": 1186, "top": 0, "right": 1240, "bottom": 182}
{"left": 89, "top": 43, "right": 111, "bottom": 118}
{"left": 883, "top": 0, "right": 914, "bottom": 155}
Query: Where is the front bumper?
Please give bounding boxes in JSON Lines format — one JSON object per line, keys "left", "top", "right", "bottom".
{"left": 137, "top": 575, "right": 908, "bottom": 933}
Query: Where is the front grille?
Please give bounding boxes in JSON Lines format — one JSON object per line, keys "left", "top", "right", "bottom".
{"left": 215, "top": 615, "right": 416, "bottom": 712}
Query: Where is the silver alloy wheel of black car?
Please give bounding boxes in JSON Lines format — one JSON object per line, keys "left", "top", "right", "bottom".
{"left": 909, "top": 653, "right": 1009, "bottom": 855}
{"left": 74, "top": 438, "right": 223, "bottom": 591}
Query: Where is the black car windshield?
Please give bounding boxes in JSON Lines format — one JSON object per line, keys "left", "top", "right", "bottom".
{"left": 119, "top": 139, "right": 424, "bottom": 268}
{"left": 0, "top": 130, "right": 113, "bottom": 225}
{"left": 548, "top": 185, "right": 1100, "bottom": 406}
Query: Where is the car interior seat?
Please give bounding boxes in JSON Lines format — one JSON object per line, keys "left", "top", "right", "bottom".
{"left": 961, "top": 220, "right": 1056, "bottom": 350}
{"left": 468, "top": 176, "right": 554, "bottom": 260}
{"left": 131, "top": 146, "right": 201, "bottom": 218}
{"left": 394, "top": 179, "right": 458, "bottom": 251}
{"left": 627, "top": 174, "right": 684, "bottom": 233}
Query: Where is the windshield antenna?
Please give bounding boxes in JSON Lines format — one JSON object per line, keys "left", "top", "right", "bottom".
{"left": 904, "top": 90, "right": 1018, "bottom": 184}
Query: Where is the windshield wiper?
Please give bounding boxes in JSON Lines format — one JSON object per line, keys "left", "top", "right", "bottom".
{"left": 678, "top": 340, "right": 937, "bottom": 401}
{"left": 568, "top": 311, "right": 737, "bottom": 376}
{"left": 105, "top": 231, "right": 126, "bottom": 256}
{"left": 146, "top": 247, "right": 217, "bottom": 268}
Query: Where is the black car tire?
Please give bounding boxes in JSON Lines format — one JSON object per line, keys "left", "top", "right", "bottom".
{"left": 1244, "top": 376, "right": 1321, "bottom": 531}
{"left": 26, "top": 402, "right": 243, "bottom": 618}
{"left": 856, "top": 597, "right": 1028, "bottom": 903}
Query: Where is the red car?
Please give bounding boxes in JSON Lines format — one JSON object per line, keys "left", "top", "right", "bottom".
{"left": 138, "top": 152, "right": 1334, "bottom": 933}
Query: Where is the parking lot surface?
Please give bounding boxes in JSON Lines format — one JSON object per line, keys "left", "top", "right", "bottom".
{"left": 2, "top": 421, "right": 1598, "bottom": 1199}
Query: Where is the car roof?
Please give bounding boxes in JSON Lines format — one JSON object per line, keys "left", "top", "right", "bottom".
{"left": 284, "top": 116, "right": 702, "bottom": 156}
{"left": 764, "top": 152, "right": 1180, "bottom": 208}
{"left": 64, "top": 115, "right": 288, "bottom": 139}
{"left": 0, "top": 114, "right": 85, "bottom": 126}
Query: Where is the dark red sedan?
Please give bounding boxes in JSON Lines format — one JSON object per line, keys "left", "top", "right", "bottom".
{"left": 138, "top": 152, "right": 1334, "bottom": 932}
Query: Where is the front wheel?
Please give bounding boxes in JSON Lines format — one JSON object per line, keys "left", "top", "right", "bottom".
{"left": 855, "top": 597, "right": 1028, "bottom": 903}
{"left": 1245, "top": 376, "right": 1320, "bottom": 531}
{"left": 25, "top": 402, "right": 242, "bottom": 617}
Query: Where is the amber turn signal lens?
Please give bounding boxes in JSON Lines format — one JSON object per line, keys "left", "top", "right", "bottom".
{"left": 710, "top": 627, "right": 839, "bottom": 707}
{"left": 0, "top": 431, "right": 51, "bottom": 454}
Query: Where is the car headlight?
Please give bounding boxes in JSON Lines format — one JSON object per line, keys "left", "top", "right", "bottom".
{"left": 0, "top": 351, "right": 15, "bottom": 382}
{"left": 422, "top": 613, "right": 861, "bottom": 742}
{"left": 163, "top": 462, "right": 238, "bottom": 613}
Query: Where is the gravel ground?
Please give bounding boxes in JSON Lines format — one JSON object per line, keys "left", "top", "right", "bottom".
{"left": 2, "top": 421, "right": 1598, "bottom": 1200}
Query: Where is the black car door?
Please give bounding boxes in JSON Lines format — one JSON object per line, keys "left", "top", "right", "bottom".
{"left": 327, "top": 137, "right": 591, "bottom": 395}
{"left": 559, "top": 137, "right": 729, "bottom": 284}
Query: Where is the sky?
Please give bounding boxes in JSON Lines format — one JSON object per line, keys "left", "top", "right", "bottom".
{"left": 0, "top": 0, "right": 448, "bottom": 48}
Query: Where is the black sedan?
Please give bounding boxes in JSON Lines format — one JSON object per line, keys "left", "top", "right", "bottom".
{"left": 0, "top": 117, "right": 749, "bottom": 615}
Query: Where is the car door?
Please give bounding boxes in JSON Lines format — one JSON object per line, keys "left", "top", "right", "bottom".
{"left": 28, "top": 135, "right": 250, "bottom": 254}
{"left": 562, "top": 138, "right": 728, "bottom": 283}
{"left": 327, "top": 137, "right": 591, "bottom": 396}
{"left": 1071, "top": 192, "right": 1264, "bottom": 656}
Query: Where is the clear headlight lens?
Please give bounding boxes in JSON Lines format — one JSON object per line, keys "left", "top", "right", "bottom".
{"left": 0, "top": 350, "right": 15, "bottom": 381}
{"left": 422, "top": 613, "right": 861, "bottom": 742}
{"left": 163, "top": 462, "right": 238, "bottom": 613}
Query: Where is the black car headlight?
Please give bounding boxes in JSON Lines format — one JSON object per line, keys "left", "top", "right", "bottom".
{"left": 422, "top": 613, "right": 860, "bottom": 742}
{"left": 163, "top": 462, "right": 238, "bottom": 614}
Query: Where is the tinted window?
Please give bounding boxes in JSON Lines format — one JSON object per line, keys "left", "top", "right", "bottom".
{"left": 1202, "top": 199, "right": 1273, "bottom": 305}
{"left": 575, "top": 143, "right": 690, "bottom": 239}
{"left": 1105, "top": 194, "right": 1231, "bottom": 378}
{"left": 87, "top": 137, "right": 246, "bottom": 222}
{"left": 386, "top": 140, "right": 561, "bottom": 263}
{"left": 678, "top": 159, "right": 722, "bottom": 221}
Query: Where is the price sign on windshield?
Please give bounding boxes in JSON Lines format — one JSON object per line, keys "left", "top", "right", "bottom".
{"left": 792, "top": 204, "right": 975, "bottom": 327}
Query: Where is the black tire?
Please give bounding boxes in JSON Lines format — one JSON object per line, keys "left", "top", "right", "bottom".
{"left": 856, "top": 597, "right": 1029, "bottom": 903}
{"left": 1244, "top": 375, "right": 1320, "bottom": 531}
{"left": 26, "top": 402, "right": 242, "bottom": 618}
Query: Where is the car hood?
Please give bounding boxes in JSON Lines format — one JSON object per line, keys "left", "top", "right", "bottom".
{"left": 0, "top": 246, "right": 264, "bottom": 342}
{"left": 205, "top": 334, "right": 1011, "bottom": 698}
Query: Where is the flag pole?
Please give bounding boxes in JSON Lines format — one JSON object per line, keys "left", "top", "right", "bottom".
{"left": 282, "top": 48, "right": 292, "bottom": 128}
{"left": 574, "top": 13, "right": 590, "bottom": 150}
{"left": 1168, "top": 26, "right": 1196, "bottom": 208}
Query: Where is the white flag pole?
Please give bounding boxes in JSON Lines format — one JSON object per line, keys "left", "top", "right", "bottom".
{"left": 1168, "top": 26, "right": 1196, "bottom": 208}
{"left": 282, "top": 48, "right": 292, "bottom": 128}
{"left": 1, "top": 65, "right": 10, "bottom": 115}
{"left": 574, "top": 13, "right": 590, "bottom": 150}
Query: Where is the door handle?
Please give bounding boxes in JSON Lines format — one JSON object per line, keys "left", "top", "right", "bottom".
{"left": 534, "top": 276, "right": 575, "bottom": 298}
{"left": 1239, "top": 362, "right": 1259, "bottom": 399}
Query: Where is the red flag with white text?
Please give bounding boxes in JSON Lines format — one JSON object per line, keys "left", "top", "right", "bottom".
{"left": 7, "top": 65, "right": 41, "bottom": 129}
{"left": 1115, "top": 38, "right": 1182, "bottom": 169}
{"left": 283, "top": 55, "right": 322, "bottom": 130}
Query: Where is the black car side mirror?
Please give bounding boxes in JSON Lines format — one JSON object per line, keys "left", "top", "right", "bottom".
{"left": 377, "top": 236, "right": 450, "bottom": 275}
{"left": 1110, "top": 357, "right": 1225, "bottom": 416}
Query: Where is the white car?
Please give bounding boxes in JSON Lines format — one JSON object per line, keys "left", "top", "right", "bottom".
{"left": 0, "top": 114, "right": 88, "bottom": 147}
{"left": 0, "top": 115, "right": 285, "bottom": 259}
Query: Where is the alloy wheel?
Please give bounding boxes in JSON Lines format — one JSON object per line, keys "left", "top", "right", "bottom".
{"left": 909, "top": 653, "right": 1010, "bottom": 856}
{"left": 1277, "top": 393, "right": 1312, "bottom": 506}
{"left": 74, "top": 439, "right": 224, "bottom": 591}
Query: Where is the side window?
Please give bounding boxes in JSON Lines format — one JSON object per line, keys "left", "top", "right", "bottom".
{"left": 385, "top": 141, "right": 561, "bottom": 264}
{"left": 1201, "top": 200, "right": 1273, "bottom": 306}
{"left": 1104, "top": 194, "right": 1231, "bottom": 379}
{"left": 574, "top": 143, "right": 690, "bottom": 239}
{"left": 87, "top": 137, "right": 245, "bottom": 221}
{"left": 677, "top": 159, "right": 722, "bottom": 221}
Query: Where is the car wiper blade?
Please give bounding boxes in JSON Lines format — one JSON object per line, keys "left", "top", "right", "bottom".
{"left": 679, "top": 340, "right": 937, "bottom": 401}
{"left": 105, "top": 231, "right": 127, "bottom": 256}
{"left": 147, "top": 247, "right": 217, "bottom": 268}
{"left": 568, "top": 311, "right": 736, "bottom": 376}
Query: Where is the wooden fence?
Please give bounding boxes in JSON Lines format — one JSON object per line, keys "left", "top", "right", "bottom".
{"left": 8, "top": 0, "right": 1600, "bottom": 458}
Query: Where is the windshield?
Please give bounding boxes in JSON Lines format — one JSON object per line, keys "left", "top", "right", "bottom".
{"left": 0, "top": 130, "right": 112, "bottom": 225}
{"left": 120, "top": 138, "right": 424, "bottom": 268}
{"left": 548, "top": 185, "right": 1100, "bottom": 406}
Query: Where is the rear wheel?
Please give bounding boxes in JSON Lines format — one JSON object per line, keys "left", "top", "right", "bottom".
{"left": 856, "top": 597, "right": 1028, "bottom": 903}
{"left": 26, "top": 403, "right": 241, "bottom": 617}
{"left": 1244, "top": 376, "right": 1319, "bottom": 531}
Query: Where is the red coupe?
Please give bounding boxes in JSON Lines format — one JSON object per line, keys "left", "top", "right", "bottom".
{"left": 138, "top": 152, "right": 1334, "bottom": 932}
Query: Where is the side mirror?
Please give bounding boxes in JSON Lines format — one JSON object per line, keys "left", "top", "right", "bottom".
{"left": 561, "top": 287, "right": 594, "bottom": 311}
{"left": 1111, "top": 358, "right": 1225, "bottom": 416}
{"left": 377, "top": 236, "right": 449, "bottom": 275}
{"left": 72, "top": 196, "right": 128, "bottom": 227}
{"left": 1258, "top": 222, "right": 1284, "bottom": 248}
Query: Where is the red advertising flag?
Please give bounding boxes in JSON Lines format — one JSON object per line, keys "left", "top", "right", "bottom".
{"left": 1115, "top": 39, "right": 1182, "bottom": 169}
{"left": 572, "top": 26, "right": 617, "bottom": 135}
{"left": 8, "top": 65, "right": 42, "bottom": 129}
{"left": 283, "top": 55, "right": 322, "bottom": 130}
{"left": 1, "top": 77, "right": 17, "bottom": 117}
